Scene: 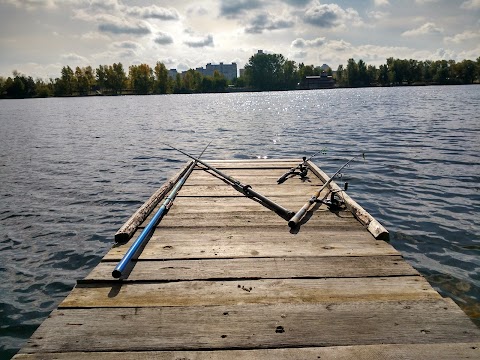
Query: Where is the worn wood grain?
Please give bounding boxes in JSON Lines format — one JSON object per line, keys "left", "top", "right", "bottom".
{"left": 12, "top": 343, "right": 480, "bottom": 360}
{"left": 141, "top": 209, "right": 355, "bottom": 228}
{"left": 186, "top": 171, "right": 323, "bottom": 186}
{"left": 61, "top": 277, "right": 439, "bottom": 308}
{"left": 85, "top": 255, "right": 418, "bottom": 281}
{"left": 174, "top": 184, "right": 323, "bottom": 197}
{"left": 164, "top": 196, "right": 308, "bottom": 214}
{"left": 20, "top": 300, "right": 480, "bottom": 353}
{"left": 307, "top": 161, "right": 389, "bottom": 240}
{"left": 114, "top": 161, "right": 193, "bottom": 242}
{"left": 103, "top": 227, "right": 397, "bottom": 260}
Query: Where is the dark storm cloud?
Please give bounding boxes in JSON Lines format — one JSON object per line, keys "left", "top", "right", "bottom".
{"left": 219, "top": 0, "right": 263, "bottom": 19}
{"left": 245, "top": 13, "right": 295, "bottom": 34}
{"left": 184, "top": 34, "right": 214, "bottom": 48}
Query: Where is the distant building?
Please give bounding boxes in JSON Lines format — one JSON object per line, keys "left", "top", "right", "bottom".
{"left": 239, "top": 68, "right": 245, "bottom": 78}
{"left": 168, "top": 69, "right": 178, "bottom": 78}
{"left": 302, "top": 71, "right": 335, "bottom": 89}
{"left": 200, "top": 62, "right": 238, "bottom": 81}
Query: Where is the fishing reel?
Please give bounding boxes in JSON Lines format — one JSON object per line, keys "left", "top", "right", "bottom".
{"left": 316, "top": 183, "right": 349, "bottom": 211}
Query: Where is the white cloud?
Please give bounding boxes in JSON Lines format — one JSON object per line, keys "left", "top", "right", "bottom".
{"left": 460, "top": 0, "right": 480, "bottom": 10}
{"left": 303, "top": 3, "right": 363, "bottom": 29}
{"left": 126, "top": 5, "right": 180, "bottom": 20}
{"left": 184, "top": 34, "right": 214, "bottom": 48}
{"left": 374, "top": 0, "right": 390, "bottom": 6}
{"left": 154, "top": 32, "right": 174, "bottom": 45}
{"left": 245, "top": 12, "right": 295, "bottom": 34}
{"left": 402, "top": 22, "right": 444, "bottom": 36}
{"left": 291, "top": 37, "right": 326, "bottom": 48}
{"left": 444, "top": 30, "right": 480, "bottom": 43}
{"left": 367, "top": 10, "right": 390, "bottom": 20}
{"left": 60, "top": 53, "right": 89, "bottom": 63}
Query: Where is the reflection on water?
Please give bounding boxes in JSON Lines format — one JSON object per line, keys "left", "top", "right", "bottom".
{"left": 0, "top": 86, "right": 479, "bottom": 358}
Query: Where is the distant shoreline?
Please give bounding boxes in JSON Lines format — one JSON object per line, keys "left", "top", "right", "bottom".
{"left": 1, "top": 82, "right": 479, "bottom": 100}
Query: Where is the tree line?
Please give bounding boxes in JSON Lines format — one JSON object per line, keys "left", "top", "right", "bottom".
{"left": 0, "top": 62, "right": 228, "bottom": 99}
{"left": 1, "top": 54, "right": 479, "bottom": 98}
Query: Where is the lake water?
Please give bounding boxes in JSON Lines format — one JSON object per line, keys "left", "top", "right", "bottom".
{"left": 1, "top": 86, "right": 479, "bottom": 358}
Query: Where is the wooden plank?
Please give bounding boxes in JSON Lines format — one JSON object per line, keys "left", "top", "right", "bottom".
{"left": 85, "top": 255, "right": 418, "bottom": 281}
{"left": 103, "top": 228, "right": 397, "bottom": 260}
{"left": 114, "top": 162, "right": 193, "bottom": 242}
{"left": 142, "top": 208, "right": 356, "bottom": 228}
{"left": 13, "top": 343, "right": 480, "bottom": 360}
{"left": 174, "top": 184, "right": 322, "bottom": 197}
{"left": 307, "top": 161, "right": 389, "bottom": 240}
{"left": 165, "top": 196, "right": 309, "bottom": 214}
{"left": 60, "top": 277, "right": 440, "bottom": 308}
{"left": 186, "top": 170, "right": 323, "bottom": 186}
{"left": 203, "top": 161, "right": 301, "bottom": 169}
{"left": 19, "top": 300, "right": 480, "bottom": 353}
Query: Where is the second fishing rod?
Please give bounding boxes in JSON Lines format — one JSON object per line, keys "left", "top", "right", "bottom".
{"left": 165, "top": 144, "right": 295, "bottom": 220}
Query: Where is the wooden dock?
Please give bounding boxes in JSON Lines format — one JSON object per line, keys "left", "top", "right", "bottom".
{"left": 14, "top": 159, "right": 480, "bottom": 359}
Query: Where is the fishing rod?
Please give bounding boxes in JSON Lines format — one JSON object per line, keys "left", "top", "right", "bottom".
{"left": 112, "top": 141, "right": 212, "bottom": 279}
{"left": 288, "top": 155, "right": 360, "bottom": 228}
{"left": 164, "top": 144, "right": 295, "bottom": 220}
{"left": 277, "top": 149, "right": 324, "bottom": 184}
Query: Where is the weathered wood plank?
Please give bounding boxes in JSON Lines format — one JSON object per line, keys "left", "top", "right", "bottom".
{"left": 13, "top": 343, "right": 480, "bottom": 360}
{"left": 85, "top": 255, "right": 418, "bottom": 281}
{"left": 203, "top": 161, "right": 301, "bottom": 169}
{"left": 60, "top": 277, "right": 440, "bottom": 308}
{"left": 164, "top": 196, "right": 308, "bottom": 214}
{"left": 142, "top": 208, "right": 356, "bottom": 228}
{"left": 307, "top": 161, "right": 389, "bottom": 240}
{"left": 186, "top": 170, "right": 323, "bottom": 186}
{"left": 103, "top": 228, "right": 397, "bottom": 260}
{"left": 114, "top": 162, "right": 193, "bottom": 242}
{"left": 20, "top": 300, "right": 480, "bottom": 353}
{"left": 174, "top": 184, "right": 323, "bottom": 197}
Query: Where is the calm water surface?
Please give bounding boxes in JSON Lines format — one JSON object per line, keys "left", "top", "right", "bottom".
{"left": 1, "top": 86, "right": 479, "bottom": 358}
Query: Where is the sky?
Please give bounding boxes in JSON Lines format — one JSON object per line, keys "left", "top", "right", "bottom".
{"left": 0, "top": 0, "right": 479, "bottom": 79}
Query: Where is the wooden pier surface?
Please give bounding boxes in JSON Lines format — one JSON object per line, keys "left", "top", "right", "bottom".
{"left": 14, "top": 159, "right": 480, "bottom": 359}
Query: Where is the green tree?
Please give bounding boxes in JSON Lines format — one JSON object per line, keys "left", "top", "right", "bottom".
{"left": 282, "top": 60, "right": 299, "bottom": 90}
{"left": 106, "top": 63, "right": 127, "bottom": 95}
{"left": 244, "top": 52, "right": 286, "bottom": 91}
{"left": 335, "top": 65, "right": 345, "bottom": 86}
{"left": 129, "top": 63, "right": 154, "bottom": 94}
{"left": 75, "top": 66, "right": 95, "bottom": 95}
{"left": 346, "top": 58, "right": 359, "bottom": 87}
{"left": 153, "top": 62, "right": 169, "bottom": 94}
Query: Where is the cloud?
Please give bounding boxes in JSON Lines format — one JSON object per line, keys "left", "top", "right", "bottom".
{"left": 291, "top": 37, "right": 326, "bottom": 48}
{"left": 374, "top": 0, "right": 390, "bottom": 6}
{"left": 127, "top": 5, "right": 180, "bottom": 20}
{"left": 111, "top": 41, "right": 141, "bottom": 50}
{"left": 60, "top": 53, "right": 89, "bottom": 63}
{"left": 186, "top": 5, "right": 208, "bottom": 16}
{"left": 444, "top": 30, "right": 480, "bottom": 43}
{"left": 281, "top": 0, "right": 312, "bottom": 6}
{"left": 184, "top": 34, "right": 214, "bottom": 48}
{"left": 219, "top": 0, "right": 263, "bottom": 19}
{"left": 414, "top": 0, "right": 440, "bottom": 4}
{"left": 2, "top": 0, "right": 57, "bottom": 9}
{"left": 402, "top": 22, "right": 444, "bottom": 36}
{"left": 245, "top": 13, "right": 295, "bottom": 34}
{"left": 461, "top": 0, "right": 480, "bottom": 9}
{"left": 303, "top": 3, "right": 363, "bottom": 28}
{"left": 98, "top": 19, "right": 151, "bottom": 35}
{"left": 367, "top": 10, "right": 390, "bottom": 20}
{"left": 154, "top": 32, "right": 174, "bottom": 45}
